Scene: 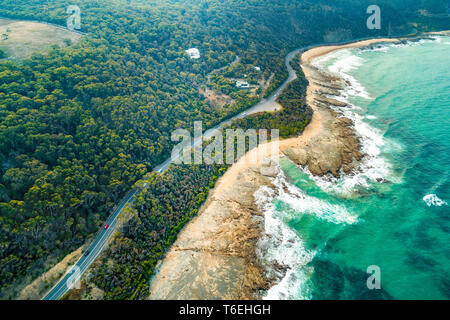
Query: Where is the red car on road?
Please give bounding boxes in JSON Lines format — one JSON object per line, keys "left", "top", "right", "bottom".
{"left": 104, "top": 224, "right": 109, "bottom": 230}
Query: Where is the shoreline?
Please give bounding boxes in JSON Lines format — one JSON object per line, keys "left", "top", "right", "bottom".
{"left": 148, "top": 36, "right": 404, "bottom": 299}
{"left": 301, "top": 38, "right": 399, "bottom": 64}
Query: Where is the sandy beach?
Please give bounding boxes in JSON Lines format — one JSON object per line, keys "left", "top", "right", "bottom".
{"left": 301, "top": 38, "right": 399, "bottom": 64}
{"left": 148, "top": 37, "right": 401, "bottom": 299}
{"left": 201, "top": 38, "right": 403, "bottom": 191}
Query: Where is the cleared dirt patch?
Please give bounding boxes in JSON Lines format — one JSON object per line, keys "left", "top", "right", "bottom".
{"left": 18, "top": 247, "right": 83, "bottom": 300}
{"left": 0, "top": 18, "right": 82, "bottom": 59}
{"left": 258, "top": 72, "right": 274, "bottom": 91}
{"left": 199, "top": 87, "right": 235, "bottom": 110}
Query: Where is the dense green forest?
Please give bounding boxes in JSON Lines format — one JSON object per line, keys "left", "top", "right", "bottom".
{"left": 88, "top": 52, "right": 312, "bottom": 300}
{"left": 89, "top": 163, "right": 227, "bottom": 299}
{"left": 0, "top": 0, "right": 448, "bottom": 299}
{"left": 231, "top": 54, "right": 312, "bottom": 138}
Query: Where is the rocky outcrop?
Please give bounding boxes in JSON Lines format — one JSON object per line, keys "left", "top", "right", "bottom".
{"left": 149, "top": 168, "right": 273, "bottom": 300}
{"left": 282, "top": 64, "right": 364, "bottom": 177}
{"left": 148, "top": 50, "right": 366, "bottom": 301}
{"left": 284, "top": 114, "right": 363, "bottom": 177}
{"left": 260, "top": 157, "right": 280, "bottom": 177}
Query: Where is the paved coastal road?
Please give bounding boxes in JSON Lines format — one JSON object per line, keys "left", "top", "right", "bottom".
{"left": 43, "top": 190, "right": 137, "bottom": 300}
{"left": 43, "top": 35, "right": 407, "bottom": 300}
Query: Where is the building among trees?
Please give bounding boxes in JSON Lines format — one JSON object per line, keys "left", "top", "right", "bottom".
{"left": 185, "top": 48, "right": 200, "bottom": 59}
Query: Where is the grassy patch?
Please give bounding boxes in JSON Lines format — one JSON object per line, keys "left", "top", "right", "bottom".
{"left": 0, "top": 18, "right": 82, "bottom": 59}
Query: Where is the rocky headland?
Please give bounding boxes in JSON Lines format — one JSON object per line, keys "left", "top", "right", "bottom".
{"left": 148, "top": 38, "right": 399, "bottom": 300}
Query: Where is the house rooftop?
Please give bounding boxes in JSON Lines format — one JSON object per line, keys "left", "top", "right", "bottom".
{"left": 236, "top": 80, "right": 250, "bottom": 89}
{"left": 185, "top": 48, "right": 200, "bottom": 59}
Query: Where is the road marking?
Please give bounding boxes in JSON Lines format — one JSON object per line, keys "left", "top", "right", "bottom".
{"left": 44, "top": 194, "right": 135, "bottom": 299}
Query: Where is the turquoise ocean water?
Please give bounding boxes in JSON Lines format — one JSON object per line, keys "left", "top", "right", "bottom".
{"left": 257, "top": 37, "right": 450, "bottom": 300}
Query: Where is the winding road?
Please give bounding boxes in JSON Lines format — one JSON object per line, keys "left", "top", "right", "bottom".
{"left": 43, "top": 189, "right": 137, "bottom": 300}
{"left": 43, "top": 35, "right": 405, "bottom": 300}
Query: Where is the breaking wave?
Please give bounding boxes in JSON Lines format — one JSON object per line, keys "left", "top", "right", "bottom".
{"left": 256, "top": 36, "right": 448, "bottom": 299}
{"left": 309, "top": 46, "right": 403, "bottom": 196}
{"left": 255, "top": 168, "right": 356, "bottom": 300}
{"left": 423, "top": 194, "right": 448, "bottom": 207}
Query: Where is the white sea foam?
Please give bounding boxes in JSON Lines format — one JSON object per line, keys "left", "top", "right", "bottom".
{"left": 358, "top": 36, "right": 447, "bottom": 54}
{"left": 298, "top": 95, "right": 402, "bottom": 197}
{"left": 264, "top": 267, "right": 313, "bottom": 300}
{"left": 390, "top": 36, "right": 445, "bottom": 48}
{"left": 255, "top": 183, "right": 314, "bottom": 300}
{"left": 258, "top": 38, "right": 447, "bottom": 298}
{"left": 423, "top": 194, "right": 448, "bottom": 207}
{"left": 313, "top": 49, "right": 371, "bottom": 99}
{"left": 257, "top": 46, "right": 390, "bottom": 299}
{"left": 255, "top": 168, "right": 356, "bottom": 299}
{"left": 370, "top": 46, "right": 390, "bottom": 52}
{"left": 308, "top": 46, "right": 405, "bottom": 196}
{"left": 275, "top": 172, "right": 357, "bottom": 224}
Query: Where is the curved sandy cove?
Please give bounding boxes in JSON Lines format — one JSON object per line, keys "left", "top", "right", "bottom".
{"left": 148, "top": 38, "right": 400, "bottom": 300}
